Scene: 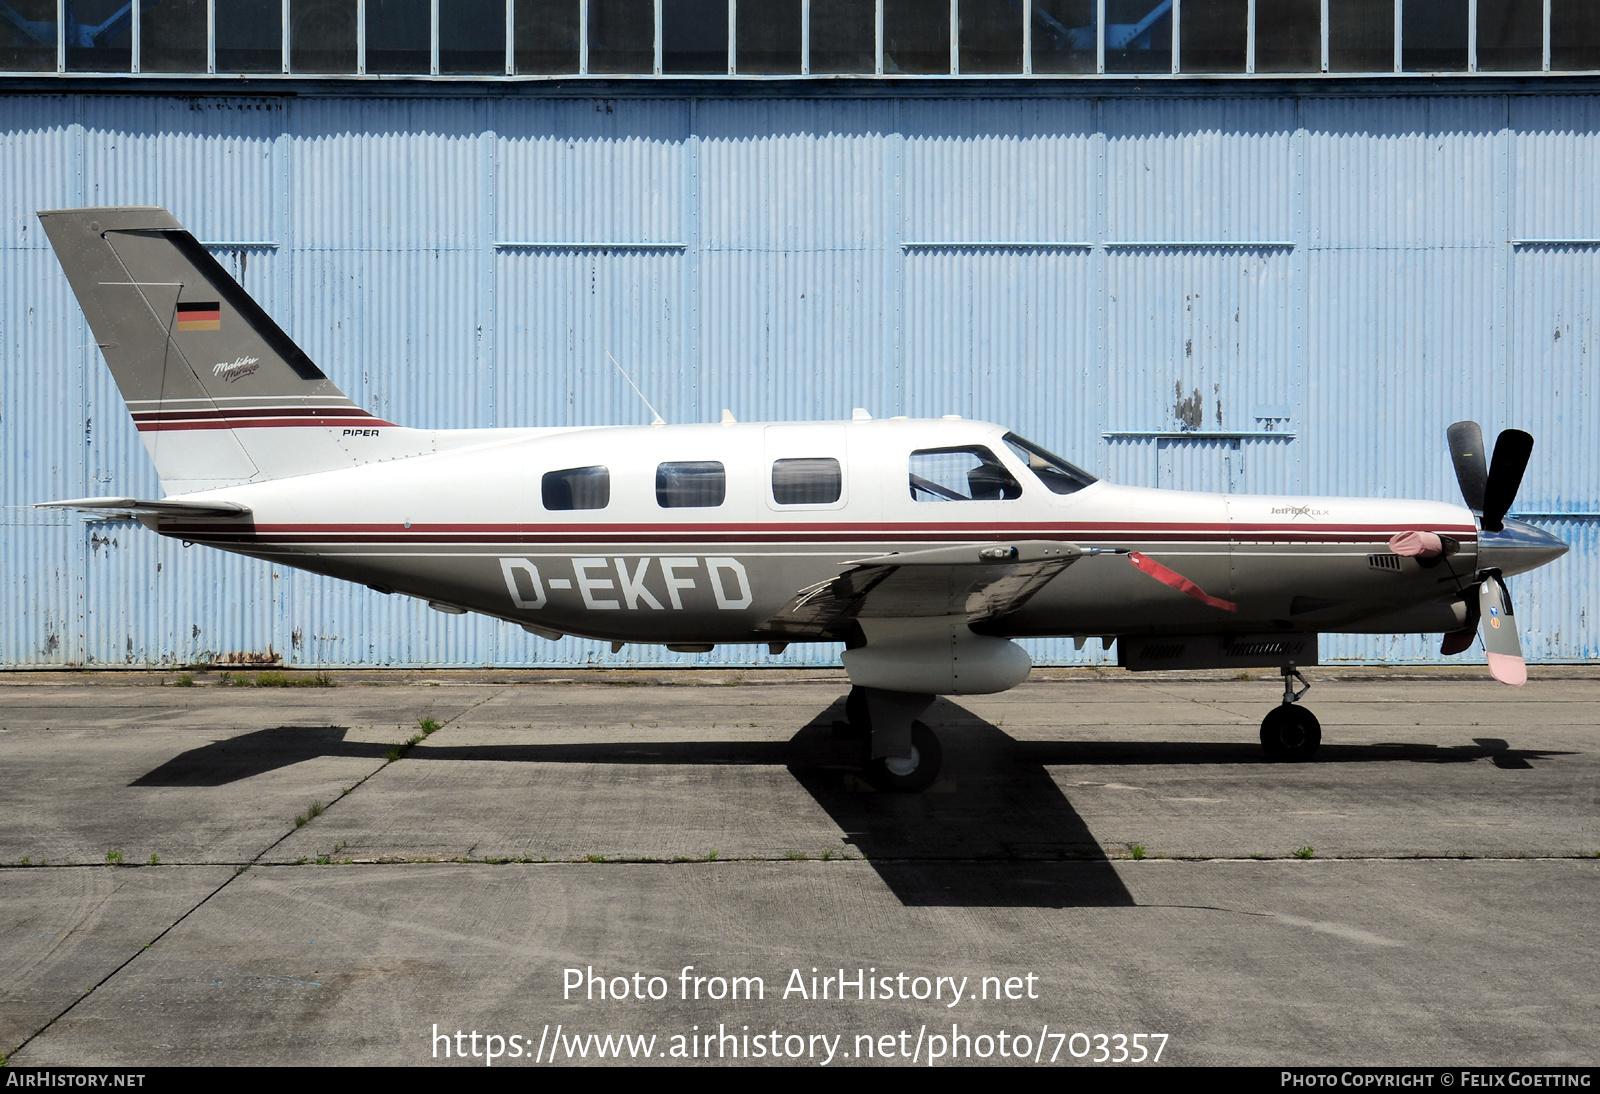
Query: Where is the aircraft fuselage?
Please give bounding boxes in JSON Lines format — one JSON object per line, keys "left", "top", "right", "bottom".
{"left": 147, "top": 417, "right": 1486, "bottom": 647}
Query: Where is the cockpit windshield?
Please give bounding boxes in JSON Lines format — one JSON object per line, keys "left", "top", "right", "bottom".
{"left": 1002, "top": 433, "right": 1098, "bottom": 495}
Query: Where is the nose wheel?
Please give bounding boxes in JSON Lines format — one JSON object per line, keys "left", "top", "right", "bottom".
{"left": 1260, "top": 664, "right": 1320, "bottom": 761}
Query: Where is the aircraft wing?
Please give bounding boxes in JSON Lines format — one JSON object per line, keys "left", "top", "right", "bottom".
{"left": 35, "top": 496, "right": 252, "bottom": 519}
{"left": 763, "top": 540, "right": 1093, "bottom": 639}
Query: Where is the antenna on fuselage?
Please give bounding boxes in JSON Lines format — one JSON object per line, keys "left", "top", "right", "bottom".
{"left": 605, "top": 349, "right": 666, "bottom": 427}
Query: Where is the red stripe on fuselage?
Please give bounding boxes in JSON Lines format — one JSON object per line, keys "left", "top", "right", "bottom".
{"left": 155, "top": 519, "right": 1479, "bottom": 549}
{"left": 136, "top": 417, "right": 395, "bottom": 432}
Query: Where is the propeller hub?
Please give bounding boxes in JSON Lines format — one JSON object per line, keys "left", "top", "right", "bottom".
{"left": 1476, "top": 518, "right": 1568, "bottom": 578}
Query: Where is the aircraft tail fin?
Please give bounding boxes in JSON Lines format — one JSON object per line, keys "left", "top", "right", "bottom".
{"left": 38, "top": 206, "right": 411, "bottom": 493}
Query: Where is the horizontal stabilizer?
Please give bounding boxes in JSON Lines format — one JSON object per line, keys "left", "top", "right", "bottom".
{"left": 36, "top": 496, "right": 251, "bottom": 519}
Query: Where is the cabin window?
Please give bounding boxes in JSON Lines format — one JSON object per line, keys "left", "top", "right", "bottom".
{"left": 1002, "top": 433, "right": 1097, "bottom": 495}
{"left": 771, "top": 457, "right": 842, "bottom": 505}
{"left": 657, "top": 461, "right": 726, "bottom": 508}
{"left": 542, "top": 465, "right": 611, "bottom": 510}
{"left": 908, "top": 446, "right": 1021, "bottom": 502}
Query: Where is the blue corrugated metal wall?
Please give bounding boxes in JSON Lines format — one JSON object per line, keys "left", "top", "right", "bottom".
{"left": 2, "top": 92, "right": 1595, "bottom": 667}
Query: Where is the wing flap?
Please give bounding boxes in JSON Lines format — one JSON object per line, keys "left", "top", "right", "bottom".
{"left": 764, "top": 540, "right": 1092, "bottom": 639}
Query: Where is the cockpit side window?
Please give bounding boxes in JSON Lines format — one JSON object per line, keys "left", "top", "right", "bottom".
{"left": 1002, "top": 433, "right": 1097, "bottom": 495}
{"left": 909, "top": 446, "right": 1022, "bottom": 502}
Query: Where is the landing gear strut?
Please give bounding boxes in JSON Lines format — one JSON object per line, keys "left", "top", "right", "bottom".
{"left": 1260, "top": 663, "right": 1320, "bottom": 761}
{"left": 842, "top": 685, "right": 944, "bottom": 792}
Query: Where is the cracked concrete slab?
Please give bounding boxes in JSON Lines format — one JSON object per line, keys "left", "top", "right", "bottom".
{"left": 0, "top": 866, "right": 232, "bottom": 1053}
{"left": 10, "top": 859, "right": 1598, "bottom": 1066}
{"left": 2, "top": 670, "right": 1596, "bottom": 1066}
{"left": 0, "top": 685, "right": 498, "bottom": 865}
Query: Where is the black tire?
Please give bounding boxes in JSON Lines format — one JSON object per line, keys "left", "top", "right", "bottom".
{"left": 862, "top": 721, "right": 943, "bottom": 793}
{"left": 1260, "top": 704, "right": 1321, "bottom": 761}
{"left": 845, "top": 686, "right": 870, "bottom": 732}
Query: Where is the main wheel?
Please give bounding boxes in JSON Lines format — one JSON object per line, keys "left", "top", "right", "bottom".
{"left": 862, "top": 721, "right": 943, "bottom": 793}
{"left": 845, "top": 686, "right": 870, "bottom": 731}
{"left": 834, "top": 686, "right": 871, "bottom": 739}
{"left": 1260, "top": 704, "right": 1321, "bottom": 761}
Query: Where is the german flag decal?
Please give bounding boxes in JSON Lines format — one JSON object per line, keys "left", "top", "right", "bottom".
{"left": 175, "top": 302, "right": 221, "bottom": 332}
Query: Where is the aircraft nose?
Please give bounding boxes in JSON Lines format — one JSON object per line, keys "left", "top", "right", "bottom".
{"left": 1476, "top": 518, "right": 1569, "bottom": 577}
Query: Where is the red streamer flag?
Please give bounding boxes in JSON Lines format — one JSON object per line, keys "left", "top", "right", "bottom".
{"left": 1127, "top": 551, "right": 1237, "bottom": 612}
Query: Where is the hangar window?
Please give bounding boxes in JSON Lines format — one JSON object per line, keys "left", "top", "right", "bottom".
{"left": 141, "top": 0, "right": 208, "bottom": 71}
{"left": 1402, "top": 0, "right": 1467, "bottom": 71}
{"left": 657, "top": 461, "right": 727, "bottom": 508}
{"left": 1104, "top": 0, "right": 1172, "bottom": 73}
{"left": 1, "top": 0, "right": 57, "bottom": 71}
{"left": 1477, "top": 0, "right": 1542, "bottom": 70}
{"left": 1002, "top": 433, "right": 1097, "bottom": 495}
{"left": 909, "top": 447, "right": 1022, "bottom": 502}
{"left": 884, "top": 0, "right": 950, "bottom": 73}
{"left": 1031, "top": 0, "right": 1096, "bottom": 73}
{"left": 1180, "top": 0, "right": 1247, "bottom": 72}
{"left": 589, "top": 0, "right": 654, "bottom": 72}
{"left": 736, "top": 0, "right": 801, "bottom": 73}
{"left": 216, "top": 0, "right": 284, "bottom": 72}
{"left": 441, "top": 0, "right": 507, "bottom": 73}
{"left": 959, "top": 0, "right": 1023, "bottom": 73}
{"left": 663, "top": 0, "right": 727, "bottom": 73}
{"left": 1551, "top": 0, "right": 1600, "bottom": 70}
{"left": 16, "top": 0, "right": 1599, "bottom": 85}
{"left": 290, "top": 0, "right": 357, "bottom": 71}
{"left": 515, "top": 0, "right": 580, "bottom": 72}
{"left": 771, "top": 458, "right": 842, "bottom": 505}
{"left": 1255, "top": 0, "right": 1320, "bottom": 72}
{"left": 809, "top": 0, "right": 874, "bottom": 72}
{"left": 1328, "top": 0, "right": 1393, "bottom": 71}
{"left": 367, "top": 0, "right": 431, "bottom": 73}
{"left": 542, "top": 466, "right": 611, "bottom": 510}
{"left": 65, "top": 0, "right": 132, "bottom": 70}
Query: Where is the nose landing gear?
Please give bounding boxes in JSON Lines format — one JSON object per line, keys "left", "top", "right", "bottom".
{"left": 1260, "top": 664, "right": 1320, "bottom": 761}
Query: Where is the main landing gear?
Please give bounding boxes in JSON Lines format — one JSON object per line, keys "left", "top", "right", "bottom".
{"left": 839, "top": 686, "right": 944, "bottom": 793}
{"left": 1260, "top": 664, "right": 1321, "bottom": 761}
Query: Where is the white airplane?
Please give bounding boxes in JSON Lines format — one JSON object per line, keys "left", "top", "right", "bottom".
{"left": 36, "top": 206, "right": 1569, "bottom": 791}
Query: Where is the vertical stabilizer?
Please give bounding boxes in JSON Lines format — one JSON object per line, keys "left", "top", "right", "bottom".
{"left": 39, "top": 206, "right": 420, "bottom": 493}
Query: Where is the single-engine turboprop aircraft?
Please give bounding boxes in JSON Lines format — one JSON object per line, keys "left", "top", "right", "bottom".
{"left": 36, "top": 207, "right": 1570, "bottom": 791}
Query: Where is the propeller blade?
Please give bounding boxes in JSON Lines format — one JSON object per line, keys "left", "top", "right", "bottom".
{"left": 1447, "top": 421, "right": 1488, "bottom": 515}
{"left": 1477, "top": 572, "right": 1526, "bottom": 686}
{"left": 1480, "top": 429, "right": 1534, "bottom": 533}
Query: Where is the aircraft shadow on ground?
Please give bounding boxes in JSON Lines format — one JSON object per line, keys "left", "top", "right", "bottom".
{"left": 782, "top": 698, "right": 1137, "bottom": 909}
{"left": 130, "top": 711, "right": 1569, "bottom": 908}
